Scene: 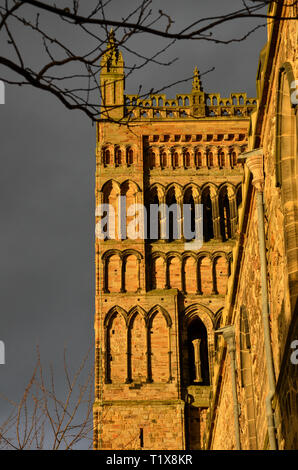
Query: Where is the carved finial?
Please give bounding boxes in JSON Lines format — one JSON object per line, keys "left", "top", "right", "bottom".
{"left": 192, "top": 66, "right": 202, "bottom": 92}
{"left": 108, "top": 28, "right": 115, "bottom": 48}
{"left": 105, "top": 28, "right": 120, "bottom": 69}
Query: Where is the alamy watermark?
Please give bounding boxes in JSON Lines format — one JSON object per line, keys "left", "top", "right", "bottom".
{"left": 290, "top": 340, "right": 298, "bottom": 365}
{"left": 0, "top": 81, "right": 5, "bottom": 104}
{"left": 95, "top": 198, "right": 203, "bottom": 250}
{"left": 290, "top": 80, "right": 298, "bottom": 105}
{"left": 0, "top": 341, "right": 5, "bottom": 364}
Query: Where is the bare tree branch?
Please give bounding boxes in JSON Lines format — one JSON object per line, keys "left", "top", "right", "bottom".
{"left": 0, "top": 349, "right": 94, "bottom": 450}
{"left": 0, "top": 1, "right": 296, "bottom": 121}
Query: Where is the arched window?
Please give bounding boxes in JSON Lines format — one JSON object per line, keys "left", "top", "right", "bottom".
{"left": 127, "top": 148, "right": 133, "bottom": 166}
{"left": 173, "top": 152, "right": 179, "bottom": 168}
{"left": 147, "top": 193, "right": 161, "bottom": 241}
{"left": 184, "top": 96, "right": 190, "bottom": 106}
{"left": 219, "top": 187, "right": 231, "bottom": 241}
{"left": 106, "top": 254, "right": 121, "bottom": 292}
{"left": 187, "top": 317, "right": 210, "bottom": 385}
{"left": 151, "top": 256, "right": 165, "bottom": 289}
{"left": 232, "top": 152, "right": 237, "bottom": 167}
{"left": 166, "top": 189, "right": 179, "bottom": 241}
{"left": 232, "top": 96, "right": 237, "bottom": 106}
{"left": 102, "top": 181, "right": 119, "bottom": 240}
{"left": 196, "top": 152, "right": 202, "bottom": 168}
{"left": 201, "top": 187, "right": 214, "bottom": 242}
{"left": 178, "top": 96, "right": 183, "bottom": 106}
{"left": 123, "top": 254, "right": 139, "bottom": 292}
{"left": 162, "top": 152, "right": 167, "bottom": 168}
{"left": 185, "top": 152, "right": 191, "bottom": 168}
{"left": 184, "top": 189, "right": 195, "bottom": 241}
{"left": 212, "top": 96, "right": 218, "bottom": 106}
{"left": 115, "top": 148, "right": 121, "bottom": 166}
{"left": 106, "top": 311, "right": 126, "bottom": 383}
{"left": 103, "top": 149, "right": 110, "bottom": 165}
{"left": 151, "top": 152, "right": 156, "bottom": 168}
{"left": 220, "top": 152, "right": 225, "bottom": 167}
{"left": 208, "top": 152, "right": 214, "bottom": 167}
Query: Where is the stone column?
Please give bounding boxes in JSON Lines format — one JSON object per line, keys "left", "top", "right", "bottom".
{"left": 110, "top": 145, "right": 115, "bottom": 166}
{"left": 243, "top": 148, "right": 277, "bottom": 450}
{"left": 177, "top": 194, "right": 183, "bottom": 241}
{"left": 189, "top": 148, "right": 195, "bottom": 168}
{"left": 210, "top": 188, "right": 221, "bottom": 240}
{"left": 228, "top": 186, "right": 237, "bottom": 238}
{"left": 152, "top": 145, "right": 160, "bottom": 168}
{"left": 192, "top": 339, "right": 203, "bottom": 383}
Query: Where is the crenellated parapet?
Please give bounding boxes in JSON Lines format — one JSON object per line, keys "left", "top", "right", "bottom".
{"left": 124, "top": 92, "right": 257, "bottom": 120}
{"left": 124, "top": 68, "right": 257, "bottom": 120}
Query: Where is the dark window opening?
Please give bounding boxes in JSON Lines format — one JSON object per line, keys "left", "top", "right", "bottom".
{"left": 219, "top": 188, "right": 231, "bottom": 241}
{"left": 187, "top": 318, "right": 210, "bottom": 385}
{"left": 202, "top": 188, "right": 214, "bottom": 242}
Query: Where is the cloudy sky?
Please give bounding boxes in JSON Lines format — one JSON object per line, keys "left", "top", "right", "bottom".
{"left": 0, "top": 0, "right": 267, "bottom": 448}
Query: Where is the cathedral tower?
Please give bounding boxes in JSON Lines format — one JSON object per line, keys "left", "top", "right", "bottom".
{"left": 94, "top": 34, "right": 256, "bottom": 450}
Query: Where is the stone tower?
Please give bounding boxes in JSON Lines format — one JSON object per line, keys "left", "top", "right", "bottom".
{"left": 93, "top": 33, "right": 256, "bottom": 450}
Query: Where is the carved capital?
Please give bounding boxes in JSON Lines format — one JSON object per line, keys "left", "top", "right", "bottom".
{"left": 245, "top": 150, "right": 264, "bottom": 192}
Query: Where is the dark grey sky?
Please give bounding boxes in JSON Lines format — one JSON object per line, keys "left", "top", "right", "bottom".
{"left": 0, "top": 0, "right": 266, "bottom": 447}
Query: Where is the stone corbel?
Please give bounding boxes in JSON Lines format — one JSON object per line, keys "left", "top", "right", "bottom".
{"left": 239, "top": 148, "right": 264, "bottom": 192}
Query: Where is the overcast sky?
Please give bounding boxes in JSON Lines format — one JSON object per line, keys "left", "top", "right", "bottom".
{"left": 0, "top": 0, "right": 267, "bottom": 448}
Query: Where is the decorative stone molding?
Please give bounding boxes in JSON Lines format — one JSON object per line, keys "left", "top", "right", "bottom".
{"left": 242, "top": 148, "right": 264, "bottom": 192}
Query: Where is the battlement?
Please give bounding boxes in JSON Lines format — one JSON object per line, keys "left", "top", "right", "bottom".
{"left": 124, "top": 92, "right": 257, "bottom": 120}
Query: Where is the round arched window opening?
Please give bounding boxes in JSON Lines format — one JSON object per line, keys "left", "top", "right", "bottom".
{"left": 187, "top": 317, "right": 210, "bottom": 385}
